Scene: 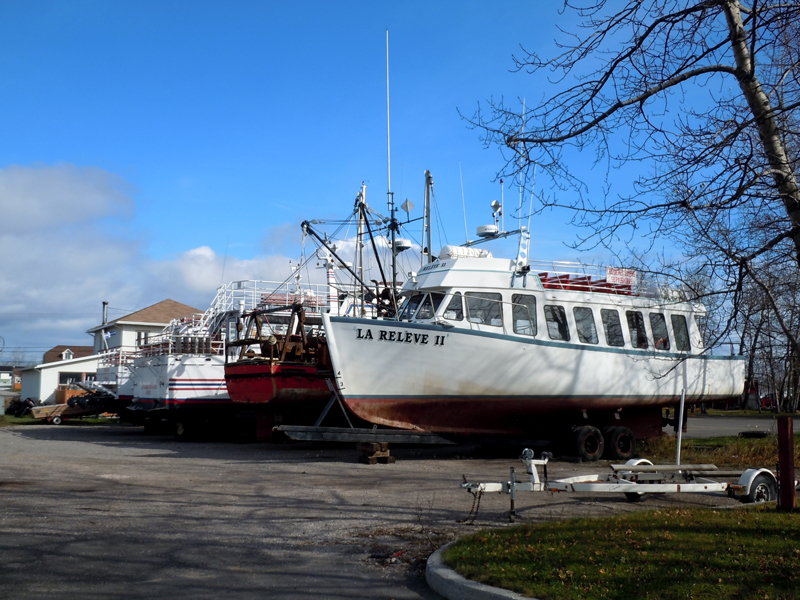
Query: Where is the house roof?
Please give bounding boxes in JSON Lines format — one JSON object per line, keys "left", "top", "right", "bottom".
{"left": 86, "top": 299, "right": 202, "bottom": 333}
{"left": 43, "top": 345, "right": 95, "bottom": 364}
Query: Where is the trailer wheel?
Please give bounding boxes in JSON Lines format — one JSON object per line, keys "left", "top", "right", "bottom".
{"left": 743, "top": 473, "right": 777, "bottom": 504}
{"left": 605, "top": 427, "right": 636, "bottom": 461}
{"left": 573, "top": 425, "right": 604, "bottom": 462}
{"left": 51, "top": 415, "right": 63, "bottom": 425}
{"left": 624, "top": 491, "right": 649, "bottom": 502}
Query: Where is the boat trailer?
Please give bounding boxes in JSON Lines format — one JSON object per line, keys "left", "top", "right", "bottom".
{"left": 462, "top": 449, "right": 780, "bottom": 522}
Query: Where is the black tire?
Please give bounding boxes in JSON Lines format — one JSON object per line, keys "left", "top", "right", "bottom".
{"left": 604, "top": 426, "right": 636, "bottom": 461}
{"left": 573, "top": 425, "right": 604, "bottom": 461}
{"left": 624, "top": 491, "right": 649, "bottom": 502}
{"left": 67, "top": 398, "right": 77, "bottom": 408}
{"left": 51, "top": 415, "right": 63, "bottom": 425}
{"left": 742, "top": 473, "right": 777, "bottom": 504}
{"left": 77, "top": 398, "right": 89, "bottom": 409}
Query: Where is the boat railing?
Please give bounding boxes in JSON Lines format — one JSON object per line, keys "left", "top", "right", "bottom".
{"left": 531, "top": 261, "right": 690, "bottom": 300}
{"left": 139, "top": 332, "right": 226, "bottom": 357}
{"left": 98, "top": 346, "right": 138, "bottom": 368}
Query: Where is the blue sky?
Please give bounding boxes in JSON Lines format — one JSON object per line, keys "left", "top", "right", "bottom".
{"left": 0, "top": 1, "right": 616, "bottom": 362}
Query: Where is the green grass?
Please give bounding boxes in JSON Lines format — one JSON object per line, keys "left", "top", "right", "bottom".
{"left": 697, "top": 409, "right": 798, "bottom": 418}
{"left": 444, "top": 506, "right": 800, "bottom": 599}
{"left": 640, "top": 433, "right": 800, "bottom": 467}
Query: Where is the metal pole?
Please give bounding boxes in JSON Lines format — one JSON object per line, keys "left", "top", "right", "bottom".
{"left": 676, "top": 388, "right": 686, "bottom": 466}
{"left": 509, "top": 467, "right": 516, "bottom": 523}
{"left": 777, "top": 416, "right": 796, "bottom": 510}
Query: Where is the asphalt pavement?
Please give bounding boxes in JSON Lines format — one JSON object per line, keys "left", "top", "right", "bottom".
{"left": 0, "top": 416, "right": 775, "bottom": 599}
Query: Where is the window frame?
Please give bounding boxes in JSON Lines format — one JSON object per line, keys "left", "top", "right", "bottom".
{"left": 465, "top": 292, "right": 504, "bottom": 328}
{"left": 511, "top": 294, "right": 537, "bottom": 336}
{"left": 544, "top": 305, "right": 571, "bottom": 341}
{"left": 573, "top": 306, "right": 599, "bottom": 345}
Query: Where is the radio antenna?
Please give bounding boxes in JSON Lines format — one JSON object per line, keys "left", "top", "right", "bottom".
{"left": 386, "top": 30, "right": 398, "bottom": 312}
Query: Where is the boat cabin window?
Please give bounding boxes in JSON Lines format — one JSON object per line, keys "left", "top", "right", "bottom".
{"left": 465, "top": 292, "right": 503, "bottom": 327}
{"left": 574, "top": 307, "right": 598, "bottom": 344}
{"left": 399, "top": 294, "right": 424, "bottom": 320}
{"left": 443, "top": 293, "right": 463, "bottom": 321}
{"left": 671, "top": 315, "right": 691, "bottom": 351}
{"left": 416, "top": 293, "right": 446, "bottom": 320}
{"left": 601, "top": 309, "right": 624, "bottom": 347}
{"left": 650, "top": 313, "right": 670, "bottom": 350}
{"left": 512, "top": 294, "right": 537, "bottom": 336}
{"left": 544, "top": 305, "right": 570, "bottom": 341}
{"left": 626, "top": 311, "right": 649, "bottom": 349}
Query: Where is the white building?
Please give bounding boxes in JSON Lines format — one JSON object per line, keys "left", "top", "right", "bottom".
{"left": 20, "top": 300, "right": 200, "bottom": 404}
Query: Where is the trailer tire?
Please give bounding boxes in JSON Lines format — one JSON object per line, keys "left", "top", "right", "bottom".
{"left": 573, "top": 425, "right": 604, "bottom": 462}
{"left": 624, "top": 491, "right": 649, "bottom": 502}
{"left": 605, "top": 426, "right": 636, "bottom": 461}
{"left": 51, "top": 415, "right": 63, "bottom": 425}
{"left": 743, "top": 473, "right": 777, "bottom": 504}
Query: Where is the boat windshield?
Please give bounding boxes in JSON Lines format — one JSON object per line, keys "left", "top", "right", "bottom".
{"left": 416, "top": 293, "right": 446, "bottom": 320}
{"left": 399, "top": 294, "right": 425, "bottom": 320}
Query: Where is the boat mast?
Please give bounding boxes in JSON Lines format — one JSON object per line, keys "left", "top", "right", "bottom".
{"left": 386, "top": 29, "right": 397, "bottom": 289}
{"left": 355, "top": 183, "right": 366, "bottom": 316}
{"left": 422, "top": 170, "right": 434, "bottom": 265}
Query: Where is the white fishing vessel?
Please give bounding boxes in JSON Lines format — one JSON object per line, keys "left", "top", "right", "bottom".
{"left": 322, "top": 220, "right": 745, "bottom": 460}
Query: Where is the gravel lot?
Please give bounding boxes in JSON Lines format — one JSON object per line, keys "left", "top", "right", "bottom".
{"left": 0, "top": 422, "right": 742, "bottom": 599}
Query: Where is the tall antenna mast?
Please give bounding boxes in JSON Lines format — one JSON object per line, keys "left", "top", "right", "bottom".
{"left": 386, "top": 29, "right": 397, "bottom": 290}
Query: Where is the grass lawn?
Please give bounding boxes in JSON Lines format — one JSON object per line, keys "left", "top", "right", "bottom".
{"left": 640, "top": 433, "right": 800, "bottom": 467}
{"left": 444, "top": 506, "right": 800, "bottom": 599}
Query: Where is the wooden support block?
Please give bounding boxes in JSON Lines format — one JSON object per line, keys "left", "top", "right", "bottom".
{"left": 357, "top": 441, "right": 394, "bottom": 465}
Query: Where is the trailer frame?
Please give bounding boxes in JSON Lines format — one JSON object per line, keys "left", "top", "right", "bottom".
{"left": 462, "top": 449, "right": 779, "bottom": 521}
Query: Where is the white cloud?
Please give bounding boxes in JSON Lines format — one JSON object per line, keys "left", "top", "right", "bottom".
{"left": 0, "top": 163, "right": 134, "bottom": 232}
{"left": 0, "top": 164, "right": 300, "bottom": 365}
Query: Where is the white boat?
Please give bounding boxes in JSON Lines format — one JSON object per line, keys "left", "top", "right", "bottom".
{"left": 322, "top": 234, "right": 745, "bottom": 460}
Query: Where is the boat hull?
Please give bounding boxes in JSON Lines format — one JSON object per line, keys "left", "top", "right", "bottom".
{"left": 323, "top": 315, "right": 744, "bottom": 437}
{"left": 225, "top": 361, "right": 332, "bottom": 406}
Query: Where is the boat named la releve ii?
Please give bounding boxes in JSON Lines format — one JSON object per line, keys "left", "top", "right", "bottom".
{"left": 322, "top": 232, "right": 744, "bottom": 461}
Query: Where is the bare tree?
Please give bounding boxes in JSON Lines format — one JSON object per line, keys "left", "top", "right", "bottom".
{"left": 467, "top": 0, "right": 800, "bottom": 353}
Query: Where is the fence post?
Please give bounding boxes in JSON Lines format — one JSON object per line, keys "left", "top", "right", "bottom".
{"left": 777, "top": 416, "right": 796, "bottom": 511}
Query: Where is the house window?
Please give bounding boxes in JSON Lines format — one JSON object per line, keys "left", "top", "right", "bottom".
{"left": 61, "top": 349, "right": 74, "bottom": 361}
{"left": 136, "top": 331, "right": 149, "bottom": 346}
{"left": 59, "top": 372, "right": 83, "bottom": 385}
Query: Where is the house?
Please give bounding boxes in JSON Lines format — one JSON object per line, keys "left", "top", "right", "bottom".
{"left": 86, "top": 299, "right": 201, "bottom": 353}
{"left": 20, "top": 299, "right": 202, "bottom": 404}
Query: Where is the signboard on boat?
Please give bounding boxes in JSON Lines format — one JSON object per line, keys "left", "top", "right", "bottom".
{"left": 606, "top": 267, "right": 637, "bottom": 286}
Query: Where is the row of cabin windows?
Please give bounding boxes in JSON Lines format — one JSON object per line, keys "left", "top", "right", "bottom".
{"left": 399, "top": 291, "right": 692, "bottom": 352}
